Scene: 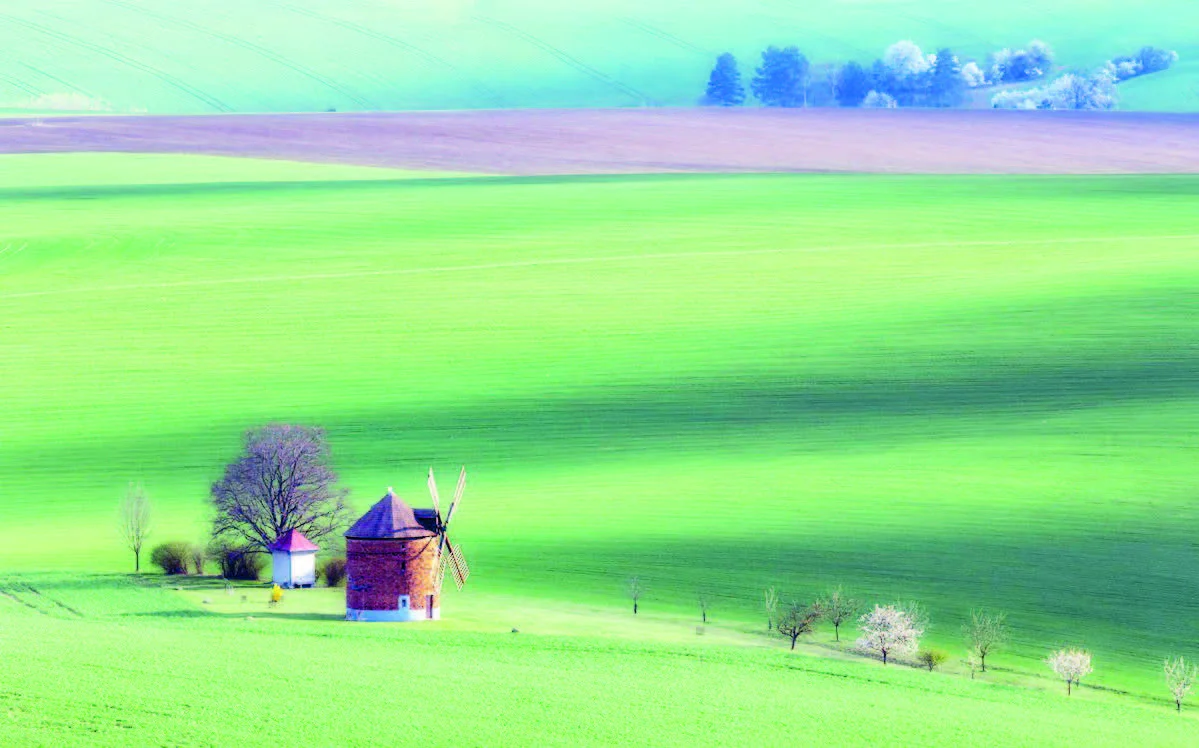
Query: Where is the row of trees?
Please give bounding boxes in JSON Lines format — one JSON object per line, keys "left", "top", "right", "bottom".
{"left": 705, "top": 40, "right": 1178, "bottom": 111}
{"left": 703, "top": 40, "right": 1044, "bottom": 109}
{"left": 628, "top": 579, "right": 1198, "bottom": 710}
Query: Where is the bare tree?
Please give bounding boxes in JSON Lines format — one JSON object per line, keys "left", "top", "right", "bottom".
{"left": 627, "top": 576, "right": 643, "bottom": 615}
{"left": 964, "top": 610, "right": 1008, "bottom": 673}
{"left": 815, "top": 586, "right": 862, "bottom": 642}
{"left": 118, "top": 482, "right": 152, "bottom": 572}
{"left": 1164, "top": 656, "right": 1199, "bottom": 713}
{"left": 210, "top": 424, "right": 350, "bottom": 550}
{"left": 1046, "top": 648, "right": 1092, "bottom": 695}
{"left": 856, "top": 604, "right": 923, "bottom": 665}
{"left": 698, "top": 589, "right": 712, "bottom": 624}
{"left": 776, "top": 601, "right": 821, "bottom": 650}
{"left": 764, "top": 586, "right": 779, "bottom": 631}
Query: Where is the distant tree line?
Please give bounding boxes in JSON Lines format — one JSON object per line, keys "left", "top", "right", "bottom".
{"left": 703, "top": 39, "right": 1178, "bottom": 112}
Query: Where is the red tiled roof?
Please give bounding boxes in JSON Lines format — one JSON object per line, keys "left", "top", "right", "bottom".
{"left": 345, "top": 489, "right": 438, "bottom": 540}
{"left": 269, "top": 528, "right": 319, "bottom": 553}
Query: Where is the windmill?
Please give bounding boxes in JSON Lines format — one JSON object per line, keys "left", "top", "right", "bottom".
{"left": 428, "top": 466, "right": 470, "bottom": 590}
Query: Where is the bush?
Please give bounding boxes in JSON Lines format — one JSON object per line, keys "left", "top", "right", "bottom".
{"left": 210, "top": 542, "right": 265, "bottom": 581}
{"left": 322, "top": 558, "right": 347, "bottom": 588}
{"left": 917, "top": 648, "right": 949, "bottom": 671}
{"left": 862, "top": 91, "right": 898, "bottom": 109}
{"left": 150, "top": 542, "right": 191, "bottom": 575}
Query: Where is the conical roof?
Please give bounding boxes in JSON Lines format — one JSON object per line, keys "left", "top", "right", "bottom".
{"left": 346, "top": 489, "right": 438, "bottom": 540}
{"left": 269, "top": 528, "right": 319, "bottom": 553}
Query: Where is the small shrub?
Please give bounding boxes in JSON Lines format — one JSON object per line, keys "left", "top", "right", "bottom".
{"left": 210, "top": 542, "right": 265, "bottom": 581}
{"left": 917, "top": 648, "right": 949, "bottom": 671}
{"left": 150, "top": 542, "right": 191, "bottom": 575}
{"left": 322, "top": 558, "right": 347, "bottom": 587}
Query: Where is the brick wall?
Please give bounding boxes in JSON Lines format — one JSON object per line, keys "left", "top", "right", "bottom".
{"left": 346, "top": 538, "right": 440, "bottom": 612}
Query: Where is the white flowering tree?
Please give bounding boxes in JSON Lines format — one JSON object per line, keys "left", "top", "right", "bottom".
{"left": 1164, "top": 656, "right": 1199, "bottom": 713}
{"left": 855, "top": 604, "right": 922, "bottom": 665}
{"left": 1047, "top": 648, "right": 1093, "bottom": 695}
{"left": 884, "top": 41, "right": 933, "bottom": 78}
{"left": 991, "top": 72, "right": 1118, "bottom": 111}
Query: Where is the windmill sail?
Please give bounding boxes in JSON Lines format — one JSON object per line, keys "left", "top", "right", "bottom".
{"left": 444, "top": 467, "right": 466, "bottom": 527}
{"left": 428, "top": 467, "right": 469, "bottom": 591}
{"left": 427, "top": 467, "right": 441, "bottom": 517}
{"left": 445, "top": 539, "right": 470, "bottom": 590}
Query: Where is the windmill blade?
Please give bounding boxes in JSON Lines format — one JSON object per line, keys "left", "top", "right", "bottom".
{"left": 427, "top": 467, "right": 441, "bottom": 518}
{"left": 446, "top": 539, "right": 470, "bottom": 590}
{"left": 433, "top": 532, "right": 449, "bottom": 591}
{"left": 443, "top": 467, "right": 466, "bottom": 527}
{"left": 436, "top": 552, "right": 448, "bottom": 589}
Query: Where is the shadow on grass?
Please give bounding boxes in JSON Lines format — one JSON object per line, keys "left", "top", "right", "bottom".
{"left": 122, "top": 609, "right": 346, "bottom": 622}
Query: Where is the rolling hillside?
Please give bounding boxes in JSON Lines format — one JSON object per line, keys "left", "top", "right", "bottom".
{"left": 3, "top": 154, "right": 1199, "bottom": 701}
{"left": 0, "top": 0, "right": 1193, "bottom": 113}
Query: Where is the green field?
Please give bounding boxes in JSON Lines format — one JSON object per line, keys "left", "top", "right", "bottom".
{"left": 0, "top": 1, "right": 1194, "bottom": 112}
{"left": 2, "top": 574, "right": 1197, "bottom": 746}
{"left": 3, "top": 152, "right": 1199, "bottom": 727}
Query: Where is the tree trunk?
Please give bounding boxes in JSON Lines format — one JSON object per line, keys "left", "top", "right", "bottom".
{"left": 834, "top": 623, "right": 840, "bottom": 642}
{"left": 702, "top": 610, "right": 707, "bottom": 624}
{"left": 1067, "top": 680, "right": 1072, "bottom": 696}
{"left": 1177, "top": 699, "right": 1182, "bottom": 713}
{"left": 790, "top": 635, "right": 798, "bottom": 650}
{"left": 980, "top": 653, "right": 987, "bottom": 673}
{"left": 882, "top": 650, "right": 888, "bottom": 665}
{"left": 134, "top": 550, "right": 140, "bottom": 573}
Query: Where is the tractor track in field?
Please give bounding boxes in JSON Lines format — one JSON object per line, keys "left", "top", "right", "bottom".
{"left": 18, "top": 60, "right": 95, "bottom": 99}
{"left": 0, "top": 587, "right": 43, "bottom": 614}
{"left": 0, "top": 50, "right": 43, "bottom": 97}
{"left": 21, "top": 584, "right": 85, "bottom": 618}
{"left": 473, "top": 15, "right": 656, "bottom": 105}
{"left": 3, "top": 233, "right": 1197, "bottom": 303}
{"left": 268, "top": 0, "right": 508, "bottom": 108}
{"left": 619, "top": 18, "right": 712, "bottom": 57}
{"left": 0, "top": 11, "right": 232, "bottom": 112}
{"left": 0, "top": 70, "right": 41, "bottom": 98}
{"left": 97, "top": 0, "right": 377, "bottom": 110}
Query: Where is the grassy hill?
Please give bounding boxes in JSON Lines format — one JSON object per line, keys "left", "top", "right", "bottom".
{"left": 2, "top": 153, "right": 1198, "bottom": 706}
{"left": 1, "top": 574, "right": 1197, "bottom": 745}
{"left": 0, "top": 1, "right": 1193, "bottom": 113}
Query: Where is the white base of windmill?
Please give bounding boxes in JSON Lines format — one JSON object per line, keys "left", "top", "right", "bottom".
{"left": 345, "top": 607, "right": 440, "bottom": 622}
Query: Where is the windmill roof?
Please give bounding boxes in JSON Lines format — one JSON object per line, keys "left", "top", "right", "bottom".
{"left": 346, "top": 489, "right": 438, "bottom": 540}
{"left": 269, "top": 529, "right": 319, "bottom": 553}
